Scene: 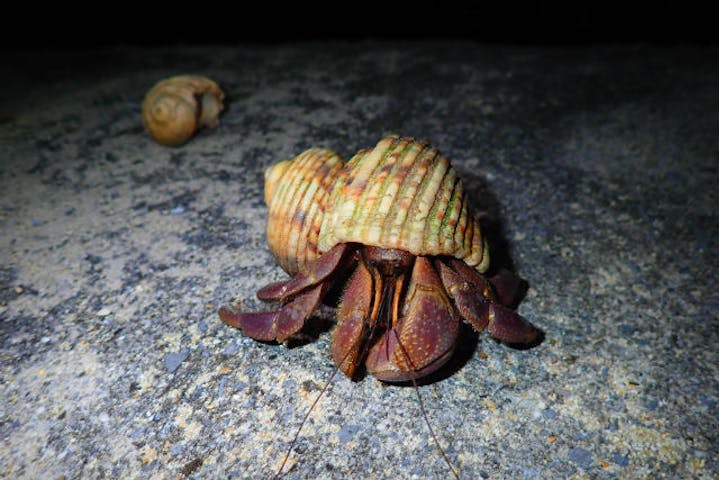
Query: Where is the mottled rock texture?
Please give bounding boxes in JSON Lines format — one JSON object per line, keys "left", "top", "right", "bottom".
{"left": 1, "top": 44, "right": 717, "bottom": 479}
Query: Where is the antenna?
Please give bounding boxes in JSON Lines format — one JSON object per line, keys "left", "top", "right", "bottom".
{"left": 273, "top": 348, "right": 351, "bottom": 479}
{"left": 393, "top": 329, "right": 461, "bottom": 480}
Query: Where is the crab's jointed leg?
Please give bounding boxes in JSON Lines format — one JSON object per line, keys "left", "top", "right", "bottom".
{"left": 437, "top": 259, "right": 538, "bottom": 344}
{"left": 219, "top": 243, "right": 351, "bottom": 343}
{"left": 256, "top": 243, "right": 350, "bottom": 302}
{"left": 489, "top": 267, "right": 527, "bottom": 308}
{"left": 219, "top": 284, "right": 325, "bottom": 343}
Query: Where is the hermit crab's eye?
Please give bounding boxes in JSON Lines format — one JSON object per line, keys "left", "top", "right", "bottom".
{"left": 361, "top": 247, "right": 414, "bottom": 278}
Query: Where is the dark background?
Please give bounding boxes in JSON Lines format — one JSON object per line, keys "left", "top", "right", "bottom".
{"left": 2, "top": 2, "right": 715, "bottom": 48}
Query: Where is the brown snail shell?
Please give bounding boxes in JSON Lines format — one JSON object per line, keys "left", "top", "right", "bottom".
{"left": 263, "top": 135, "right": 490, "bottom": 274}
{"left": 142, "top": 75, "right": 225, "bottom": 146}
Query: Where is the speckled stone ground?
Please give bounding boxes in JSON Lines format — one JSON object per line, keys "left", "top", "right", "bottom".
{"left": 1, "top": 43, "right": 717, "bottom": 479}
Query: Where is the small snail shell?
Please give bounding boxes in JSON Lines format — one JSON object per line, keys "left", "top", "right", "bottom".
{"left": 142, "top": 75, "right": 225, "bottom": 146}
{"left": 264, "top": 148, "right": 345, "bottom": 275}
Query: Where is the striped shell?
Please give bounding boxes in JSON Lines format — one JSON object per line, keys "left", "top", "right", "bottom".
{"left": 264, "top": 135, "right": 489, "bottom": 275}
{"left": 264, "top": 148, "right": 345, "bottom": 275}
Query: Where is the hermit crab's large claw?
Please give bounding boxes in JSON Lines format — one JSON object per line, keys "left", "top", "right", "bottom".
{"left": 332, "top": 255, "right": 460, "bottom": 382}
{"left": 365, "top": 257, "right": 460, "bottom": 382}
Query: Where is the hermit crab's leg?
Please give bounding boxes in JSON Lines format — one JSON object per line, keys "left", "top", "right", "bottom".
{"left": 489, "top": 267, "right": 527, "bottom": 308}
{"left": 255, "top": 243, "right": 350, "bottom": 302}
{"left": 447, "top": 258, "right": 526, "bottom": 309}
{"left": 445, "top": 258, "right": 498, "bottom": 302}
{"left": 219, "top": 284, "right": 324, "bottom": 343}
{"left": 331, "top": 260, "right": 374, "bottom": 379}
{"left": 436, "top": 261, "right": 490, "bottom": 331}
{"left": 437, "top": 259, "right": 538, "bottom": 344}
{"left": 218, "top": 243, "right": 351, "bottom": 343}
{"left": 218, "top": 307, "right": 274, "bottom": 341}
{"left": 366, "top": 257, "right": 459, "bottom": 382}
{"left": 484, "top": 302, "right": 538, "bottom": 344}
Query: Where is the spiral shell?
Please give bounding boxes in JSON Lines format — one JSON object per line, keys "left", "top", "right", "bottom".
{"left": 319, "top": 135, "right": 489, "bottom": 271}
{"left": 264, "top": 148, "right": 345, "bottom": 275}
{"left": 263, "top": 135, "right": 490, "bottom": 274}
{"left": 142, "top": 75, "right": 225, "bottom": 146}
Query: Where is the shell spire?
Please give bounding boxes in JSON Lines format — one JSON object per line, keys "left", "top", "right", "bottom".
{"left": 264, "top": 148, "right": 345, "bottom": 275}
{"left": 318, "top": 135, "right": 490, "bottom": 272}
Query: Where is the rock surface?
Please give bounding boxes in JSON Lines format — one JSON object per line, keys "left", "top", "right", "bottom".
{"left": 1, "top": 43, "right": 717, "bottom": 479}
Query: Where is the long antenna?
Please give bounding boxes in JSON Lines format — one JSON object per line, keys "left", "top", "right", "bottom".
{"left": 274, "top": 265, "right": 385, "bottom": 478}
{"left": 393, "top": 330, "right": 460, "bottom": 480}
{"left": 274, "top": 261, "right": 459, "bottom": 479}
{"left": 273, "top": 355, "right": 346, "bottom": 479}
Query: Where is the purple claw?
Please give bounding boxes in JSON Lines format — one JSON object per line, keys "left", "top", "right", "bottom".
{"left": 257, "top": 243, "right": 349, "bottom": 302}
{"left": 219, "top": 284, "right": 325, "bottom": 343}
{"left": 489, "top": 268, "right": 527, "bottom": 307}
{"left": 219, "top": 306, "right": 279, "bottom": 342}
{"left": 487, "top": 303, "right": 538, "bottom": 344}
{"left": 366, "top": 257, "right": 458, "bottom": 382}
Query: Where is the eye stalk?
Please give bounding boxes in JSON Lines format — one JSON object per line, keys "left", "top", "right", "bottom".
{"left": 361, "top": 246, "right": 414, "bottom": 278}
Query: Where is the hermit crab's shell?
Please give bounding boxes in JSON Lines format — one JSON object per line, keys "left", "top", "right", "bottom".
{"left": 264, "top": 148, "right": 345, "bottom": 275}
{"left": 317, "top": 135, "right": 490, "bottom": 272}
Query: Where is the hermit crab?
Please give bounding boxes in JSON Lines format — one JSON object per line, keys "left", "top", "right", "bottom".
{"left": 219, "top": 135, "right": 539, "bottom": 382}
